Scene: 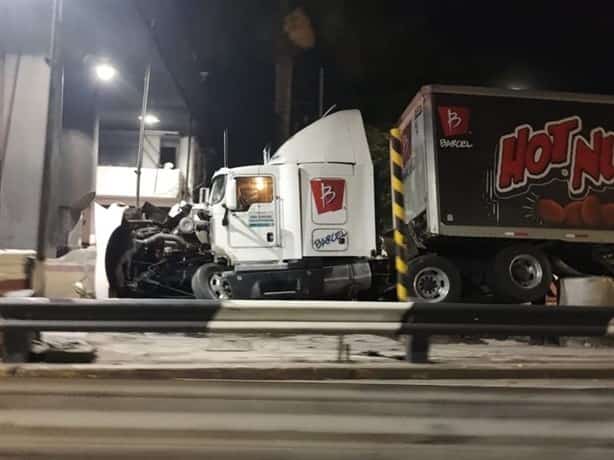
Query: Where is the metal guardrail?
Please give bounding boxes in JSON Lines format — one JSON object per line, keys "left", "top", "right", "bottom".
{"left": 0, "top": 298, "right": 613, "bottom": 363}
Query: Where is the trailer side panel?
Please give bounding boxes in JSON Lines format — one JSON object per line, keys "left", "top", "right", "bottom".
{"left": 414, "top": 91, "right": 614, "bottom": 242}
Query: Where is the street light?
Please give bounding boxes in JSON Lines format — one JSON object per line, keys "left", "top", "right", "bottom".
{"left": 94, "top": 62, "right": 117, "bottom": 83}
{"left": 139, "top": 114, "right": 160, "bottom": 126}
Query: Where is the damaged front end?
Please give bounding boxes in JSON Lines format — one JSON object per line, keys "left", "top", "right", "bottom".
{"left": 105, "top": 202, "right": 213, "bottom": 298}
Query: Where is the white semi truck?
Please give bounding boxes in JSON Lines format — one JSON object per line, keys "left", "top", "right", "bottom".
{"left": 106, "top": 110, "right": 382, "bottom": 300}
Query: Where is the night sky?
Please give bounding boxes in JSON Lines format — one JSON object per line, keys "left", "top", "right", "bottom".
{"left": 154, "top": 0, "right": 614, "bottom": 172}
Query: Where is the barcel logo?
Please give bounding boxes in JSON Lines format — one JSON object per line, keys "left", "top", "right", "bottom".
{"left": 496, "top": 116, "right": 614, "bottom": 198}
{"left": 437, "top": 106, "right": 473, "bottom": 149}
{"left": 310, "top": 179, "right": 345, "bottom": 214}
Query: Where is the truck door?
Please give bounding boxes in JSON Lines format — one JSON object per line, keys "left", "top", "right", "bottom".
{"left": 300, "top": 163, "right": 355, "bottom": 256}
{"left": 228, "top": 174, "right": 279, "bottom": 248}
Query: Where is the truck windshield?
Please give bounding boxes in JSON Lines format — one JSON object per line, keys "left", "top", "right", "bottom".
{"left": 209, "top": 175, "right": 226, "bottom": 205}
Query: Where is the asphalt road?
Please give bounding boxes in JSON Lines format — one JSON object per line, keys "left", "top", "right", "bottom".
{"left": 0, "top": 378, "right": 612, "bottom": 458}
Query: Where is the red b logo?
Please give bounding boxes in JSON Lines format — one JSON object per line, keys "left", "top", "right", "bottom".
{"left": 310, "top": 179, "right": 345, "bottom": 214}
{"left": 438, "top": 106, "right": 470, "bottom": 137}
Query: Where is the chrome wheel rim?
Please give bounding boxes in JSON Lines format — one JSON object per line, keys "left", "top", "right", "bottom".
{"left": 414, "top": 267, "right": 451, "bottom": 301}
{"left": 509, "top": 254, "right": 543, "bottom": 290}
{"left": 209, "top": 272, "right": 232, "bottom": 299}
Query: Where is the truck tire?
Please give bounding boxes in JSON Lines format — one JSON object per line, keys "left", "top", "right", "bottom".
{"left": 489, "top": 245, "right": 552, "bottom": 303}
{"left": 407, "top": 255, "right": 462, "bottom": 303}
{"left": 192, "top": 263, "right": 232, "bottom": 299}
{"left": 105, "top": 224, "right": 135, "bottom": 298}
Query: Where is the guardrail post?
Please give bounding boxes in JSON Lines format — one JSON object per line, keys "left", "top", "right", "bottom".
{"left": 337, "top": 335, "right": 344, "bottom": 362}
{"left": 406, "top": 335, "right": 430, "bottom": 363}
{"left": 2, "top": 329, "right": 34, "bottom": 363}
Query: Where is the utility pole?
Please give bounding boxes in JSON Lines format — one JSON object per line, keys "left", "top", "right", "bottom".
{"left": 274, "top": 0, "right": 293, "bottom": 144}
{"left": 135, "top": 63, "right": 152, "bottom": 209}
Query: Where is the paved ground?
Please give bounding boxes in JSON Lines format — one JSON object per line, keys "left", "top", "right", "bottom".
{"left": 0, "top": 332, "right": 606, "bottom": 380}
{"left": 0, "top": 378, "right": 612, "bottom": 458}
{"left": 41, "top": 332, "right": 613, "bottom": 365}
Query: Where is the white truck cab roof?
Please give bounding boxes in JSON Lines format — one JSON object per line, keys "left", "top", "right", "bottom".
{"left": 270, "top": 110, "right": 371, "bottom": 166}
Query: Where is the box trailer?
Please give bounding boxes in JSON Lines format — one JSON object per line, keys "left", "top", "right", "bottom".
{"left": 396, "top": 85, "right": 614, "bottom": 303}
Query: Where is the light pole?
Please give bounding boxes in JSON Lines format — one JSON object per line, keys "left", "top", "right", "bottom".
{"left": 135, "top": 63, "right": 152, "bottom": 209}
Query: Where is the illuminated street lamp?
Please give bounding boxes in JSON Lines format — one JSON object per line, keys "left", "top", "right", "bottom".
{"left": 139, "top": 113, "right": 160, "bottom": 126}
{"left": 94, "top": 62, "right": 117, "bottom": 83}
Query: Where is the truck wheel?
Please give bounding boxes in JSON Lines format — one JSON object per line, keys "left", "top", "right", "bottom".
{"left": 408, "top": 255, "right": 462, "bottom": 303}
{"left": 192, "top": 264, "right": 232, "bottom": 299}
{"left": 105, "top": 224, "right": 135, "bottom": 298}
{"left": 490, "top": 245, "right": 552, "bottom": 303}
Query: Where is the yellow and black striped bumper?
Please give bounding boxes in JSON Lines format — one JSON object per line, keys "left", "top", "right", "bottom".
{"left": 389, "top": 128, "right": 409, "bottom": 301}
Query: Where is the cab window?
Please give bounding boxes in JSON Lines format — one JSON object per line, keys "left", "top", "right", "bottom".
{"left": 236, "top": 176, "right": 273, "bottom": 210}
{"left": 209, "top": 175, "right": 226, "bottom": 205}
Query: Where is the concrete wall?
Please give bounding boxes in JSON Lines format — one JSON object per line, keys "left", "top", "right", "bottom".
{"left": 0, "top": 54, "right": 50, "bottom": 250}
{"left": 0, "top": 54, "right": 97, "bottom": 254}
{"left": 60, "top": 129, "right": 96, "bottom": 209}
{"left": 55, "top": 129, "right": 96, "bottom": 252}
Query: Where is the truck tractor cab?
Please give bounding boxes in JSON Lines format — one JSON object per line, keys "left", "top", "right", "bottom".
{"left": 192, "top": 110, "right": 377, "bottom": 299}
{"left": 104, "top": 110, "right": 378, "bottom": 300}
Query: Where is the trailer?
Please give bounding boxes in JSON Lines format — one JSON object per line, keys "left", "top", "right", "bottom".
{"left": 394, "top": 85, "right": 614, "bottom": 303}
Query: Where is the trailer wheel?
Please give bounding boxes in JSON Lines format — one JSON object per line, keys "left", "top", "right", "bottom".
{"left": 408, "top": 255, "right": 462, "bottom": 303}
{"left": 489, "top": 245, "right": 552, "bottom": 303}
{"left": 192, "top": 263, "right": 232, "bottom": 300}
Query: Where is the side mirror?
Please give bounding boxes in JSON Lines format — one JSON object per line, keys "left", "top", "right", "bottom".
{"left": 226, "top": 176, "right": 238, "bottom": 210}
{"left": 199, "top": 187, "right": 210, "bottom": 204}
